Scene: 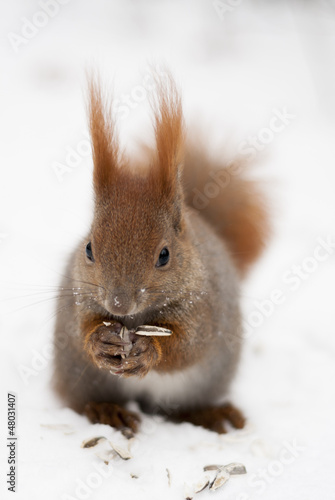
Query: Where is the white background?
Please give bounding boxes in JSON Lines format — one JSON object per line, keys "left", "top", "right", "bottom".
{"left": 1, "top": 1, "right": 335, "bottom": 499}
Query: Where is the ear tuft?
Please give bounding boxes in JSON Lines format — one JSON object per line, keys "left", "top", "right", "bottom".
{"left": 87, "top": 73, "right": 121, "bottom": 195}
{"left": 151, "top": 70, "right": 185, "bottom": 196}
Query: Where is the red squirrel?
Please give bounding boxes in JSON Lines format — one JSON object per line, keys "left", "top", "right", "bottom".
{"left": 53, "top": 72, "right": 269, "bottom": 434}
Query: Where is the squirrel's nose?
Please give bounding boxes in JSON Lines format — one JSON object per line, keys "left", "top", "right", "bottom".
{"left": 105, "top": 290, "right": 136, "bottom": 316}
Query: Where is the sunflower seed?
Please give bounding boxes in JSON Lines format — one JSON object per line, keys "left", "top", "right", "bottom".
{"left": 194, "top": 476, "right": 210, "bottom": 493}
{"left": 119, "top": 326, "right": 127, "bottom": 343}
{"left": 183, "top": 484, "right": 193, "bottom": 500}
{"left": 166, "top": 468, "right": 171, "bottom": 487}
{"left": 95, "top": 449, "right": 114, "bottom": 465}
{"left": 103, "top": 321, "right": 112, "bottom": 326}
{"left": 204, "top": 462, "right": 247, "bottom": 475}
{"left": 135, "top": 325, "right": 172, "bottom": 336}
{"left": 109, "top": 442, "right": 132, "bottom": 460}
{"left": 41, "top": 423, "right": 75, "bottom": 435}
{"left": 224, "top": 462, "right": 247, "bottom": 475}
{"left": 203, "top": 464, "right": 221, "bottom": 471}
{"left": 209, "top": 468, "right": 230, "bottom": 491}
{"left": 81, "top": 436, "right": 106, "bottom": 448}
{"left": 119, "top": 326, "right": 132, "bottom": 359}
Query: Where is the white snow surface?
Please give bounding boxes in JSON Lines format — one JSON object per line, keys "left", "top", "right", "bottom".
{"left": 1, "top": 1, "right": 335, "bottom": 499}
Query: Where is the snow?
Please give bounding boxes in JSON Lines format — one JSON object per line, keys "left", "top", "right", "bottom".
{"left": 1, "top": 1, "right": 335, "bottom": 499}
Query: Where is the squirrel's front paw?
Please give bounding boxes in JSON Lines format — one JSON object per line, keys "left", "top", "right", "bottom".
{"left": 112, "top": 334, "right": 160, "bottom": 378}
{"left": 85, "top": 323, "right": 160, "bottom": 377}
{"left": 85, "top": 322, "right": 132, "bottom": 370}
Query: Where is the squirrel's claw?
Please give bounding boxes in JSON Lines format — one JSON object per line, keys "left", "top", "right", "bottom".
{"left": 112, "top": 336, "right": 159, "bottom": 378}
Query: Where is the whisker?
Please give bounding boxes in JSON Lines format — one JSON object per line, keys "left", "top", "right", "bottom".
{"left": 47, "top": 268, "right": 106, "bottom": 292}
{"left": 0, "top": 289, "right": 95, "bottom": 303}
{"left": 70, "top": 362, "right": 91, "bottom": 391}
{"left": 33, "top": 301, "right": 78, "bottom": 334}
{"left": 2, "top": 293, "right": 99, "bottom": 316}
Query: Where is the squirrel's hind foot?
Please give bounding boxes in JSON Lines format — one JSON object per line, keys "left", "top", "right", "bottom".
{"left": 172, "top": 402, "right": 246, "bottom": 434}
{"left": 84, "top": 402, "right": 141, "bottom": 438}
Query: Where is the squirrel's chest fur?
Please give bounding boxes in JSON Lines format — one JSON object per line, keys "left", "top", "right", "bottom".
{"left": 117, "top": 364, "right": 213, "bottom": 410}
{"left": 120, "top": 366, "right": 205, "bottom": 407}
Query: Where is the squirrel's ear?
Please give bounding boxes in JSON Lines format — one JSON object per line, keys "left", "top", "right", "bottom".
{"left": 87, "top": 74, "right": 121, "bottom": 196}
{"left": 151, "top": 71, "right": 185, "bottom": 200}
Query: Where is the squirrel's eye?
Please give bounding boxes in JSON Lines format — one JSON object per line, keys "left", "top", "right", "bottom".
{"left": 157, "top": 247, "right": 170, "bottom": 267}
{"left": 85, "top": 241, "right": 94, "bottom": 262}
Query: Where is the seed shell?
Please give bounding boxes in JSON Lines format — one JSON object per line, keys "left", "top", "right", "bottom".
{"left": 224, "top": 462, "right": 247, "bottom": 475}
{"left": 209, "top": 467, "right": 230, "bottom": 491}
{"left": 109, "top": 442, "right": 132, "bottom": 460}
{"left": 194, "top": 476, "right": 210, "bottom": 493}
{"left": 81, "top": 436, "right": 106, "bottom": 449}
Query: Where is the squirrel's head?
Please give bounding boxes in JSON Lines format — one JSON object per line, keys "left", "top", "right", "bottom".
{"left": 78, "top": 72, "right": 195, "bottom": 318}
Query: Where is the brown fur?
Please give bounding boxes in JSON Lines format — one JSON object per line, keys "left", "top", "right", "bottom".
{"left": 151, "top": 72, "right": 184, "bottom": 197}
{"left": 53, "top": 70, "right": 270, "bottom": 434}
{"left": 84, "top": 402, "right": 140, "bottom": 437}
{"left": 182, "top": 140, "right": 270, "bottom": 276}
{"left": 88, "top": 76, "right": 123, "bottom": 193}
{"left": 173, "top": 402, "right": 246, "bottom": 434}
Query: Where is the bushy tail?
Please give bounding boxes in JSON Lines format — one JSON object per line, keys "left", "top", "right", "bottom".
{"left": 182, "top": 138, "right": 270, "bottom": 277}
